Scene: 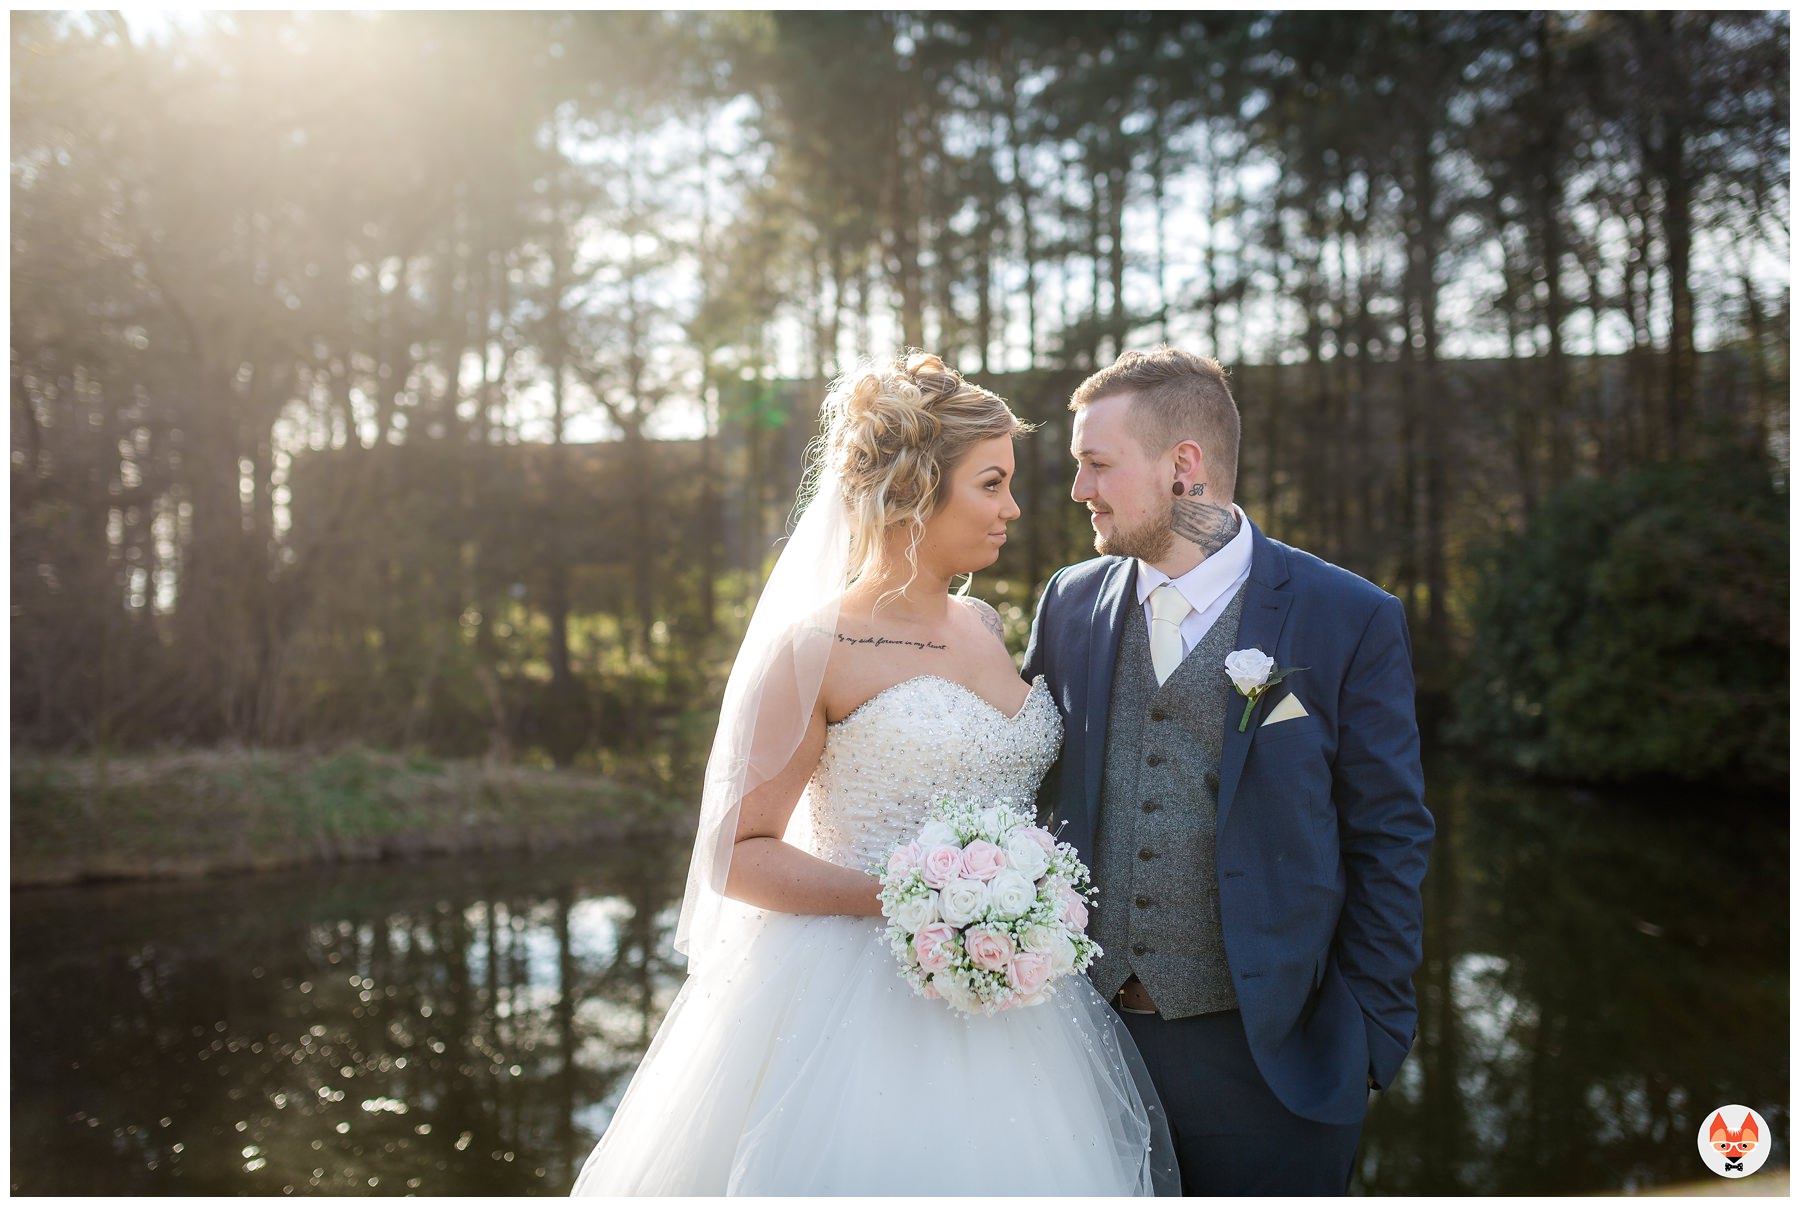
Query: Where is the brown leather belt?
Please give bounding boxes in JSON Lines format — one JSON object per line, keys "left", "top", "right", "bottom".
{"left": 1115, "top": 975, "right": 1159, "bottom": 1015}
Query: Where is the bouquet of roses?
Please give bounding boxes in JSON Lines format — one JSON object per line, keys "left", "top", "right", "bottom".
{"left": 874, "top": 798, "right": 1101, "bottom": 1015}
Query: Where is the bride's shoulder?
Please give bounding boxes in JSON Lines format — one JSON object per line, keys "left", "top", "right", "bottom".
{"left": 739, "top": 604, "right": 839, "bottom": 676}
{"left": 952, "top": 593, "right": 1006, "bottom": 643}
{"left": 768, "top": 605, "right": 839, "bottom": 653}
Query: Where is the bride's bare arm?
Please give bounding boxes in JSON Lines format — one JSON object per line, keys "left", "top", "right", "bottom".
{"left": 724, "top": 701, "right": 884, "bottom": 917}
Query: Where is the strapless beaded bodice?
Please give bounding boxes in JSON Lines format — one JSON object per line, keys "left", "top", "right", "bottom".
{"left": 802, "top": 674, "right": 1062, "bottom": 869}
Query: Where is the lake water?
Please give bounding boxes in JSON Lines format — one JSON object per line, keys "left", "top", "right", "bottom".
{"left": 10, "top": 757, "right": 1788, "bottom": 1194}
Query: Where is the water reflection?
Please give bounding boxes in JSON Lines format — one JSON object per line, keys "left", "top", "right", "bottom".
{"left": 10, "top": 758, "right": 1788, "bottom": 1195}
{"left": 1356, "top": 761, "right": 1788, "bottom": 1193}
{"left": 11, "top": 843, "right": 688, "bottom": 1195}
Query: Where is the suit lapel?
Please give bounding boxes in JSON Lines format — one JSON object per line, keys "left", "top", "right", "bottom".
{"left": 1216, "top": 525, "right": 1293, "bottom": 837}
{"left": 1079, "top": 559, "right": 1138, "bottom": 842}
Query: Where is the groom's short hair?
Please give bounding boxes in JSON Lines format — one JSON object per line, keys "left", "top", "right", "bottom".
{"left": 1070, "top": 348, "right": 1241, "bottom": 502}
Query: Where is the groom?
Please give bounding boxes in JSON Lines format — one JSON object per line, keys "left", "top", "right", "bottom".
{"left": 1022, "top": 348, "right": 1432, "bottom": 1195}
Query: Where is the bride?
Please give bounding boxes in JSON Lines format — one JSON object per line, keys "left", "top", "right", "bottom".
{"left": 571, "top": 352, "right": 1175, "bottom": 1195}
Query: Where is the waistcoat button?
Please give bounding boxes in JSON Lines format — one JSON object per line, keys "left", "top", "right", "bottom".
{"left": 1132, "top": 943, "right": 1148, "bottom": 956}
{"left": 1150, "top": 709, "right": 1165, "bottom": 722}
{"left": 1146, "top": 754, "right": 1162, "bottom": 767}
{"left": 1135, "top": 896, "right": 1152, "bottom": 909}
{"left": 1141, "top": 800, "right": 1157, "bottom": 813}
{"left": 1138, "top": 848, "right": 1154, "bottom": 861}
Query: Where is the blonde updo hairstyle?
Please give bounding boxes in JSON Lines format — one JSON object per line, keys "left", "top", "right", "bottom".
{"left": 819, "top": 350, "right": 1027, "bottom": 598}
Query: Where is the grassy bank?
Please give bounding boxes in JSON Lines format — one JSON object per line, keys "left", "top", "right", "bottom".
{"left": 1620, "top": 1170, "right": 1789, "bottom": 1195}
{"left": 11, "top": 746, "right": 688, "bottom": 888}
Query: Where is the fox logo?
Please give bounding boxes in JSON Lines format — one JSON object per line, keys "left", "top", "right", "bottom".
{"left": 1698, "top": 1106, "right": 1770, "bottom": 1178}
{"left": 1709, "top": 1112, "right": 1758, "bottom": 1170}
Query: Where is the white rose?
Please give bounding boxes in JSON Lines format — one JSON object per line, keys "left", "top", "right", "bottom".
{"left": 938, "top": 878, "right": 990, "bottom": 927}
{"left": 1003, "top": 832, "right": 1051, "bottom": 881}
{"left": 1224, "top": 648, "right": 1276, "bottom": 695}
{"left": 934, "top": 973, "right": 980, "bottom": 1014}
{"left": 978, "top": 807, "right": 1007, "bottom": 838}
{"left": 986, "top": 869, "right": 1036, "bottom": 921}
{"left": 1045, "top": 931, "right": 1078, "bottom": 976}
{"left": 916, "top": 819, "right": 959, "bottom": 848}
{"left": 889, "top": 891, "right": 939, "bottom": 935}
{"left": 1019, "top": 924, "right": 1059, "bottom": 952}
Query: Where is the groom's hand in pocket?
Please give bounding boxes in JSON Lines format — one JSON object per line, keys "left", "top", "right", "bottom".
{"left": 1331, "top": 595, "right": 1432, "bottom": 1091}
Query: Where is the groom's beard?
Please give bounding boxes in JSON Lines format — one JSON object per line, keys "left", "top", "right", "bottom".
{"left": 1094, "top": 505, "right": 1174, "bottom": 562}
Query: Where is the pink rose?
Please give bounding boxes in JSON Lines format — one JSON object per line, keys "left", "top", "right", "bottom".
{"left": 959, "top": 839, "right": 1007, "bottom": 882}
{"left": 1058, "top": 885, "right": 1089, "bottom": 931}
{"left": 964, "top": 925, "right": 1015, "bottom": 972}
{"left": 1022, "top": 826, "right": 1057, "bottom": 856}
{"left": 913, "top": 922, "right": 957, "bottom": 974}
{"left": 884, "top": 841, "right": 920, "bottom": 879}
{"left": 919, "top": 844, "right": 963, "bottom": 889}
{"left": 1008, "top": 950, "right": 1053, "bottom": 997}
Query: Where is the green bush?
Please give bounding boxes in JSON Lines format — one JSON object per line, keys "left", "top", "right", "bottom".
{"left": 1454, "top": 454, "right": 1787, "bottom": 788}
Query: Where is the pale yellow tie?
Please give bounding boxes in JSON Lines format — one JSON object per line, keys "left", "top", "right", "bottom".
{"left": 1148, "top": 583, "right": 1193, "bottom": 685}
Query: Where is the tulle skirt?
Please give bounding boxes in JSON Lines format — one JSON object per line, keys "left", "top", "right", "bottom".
{"left": 570, "top": 910, "right": 1176, "bottom": 1196}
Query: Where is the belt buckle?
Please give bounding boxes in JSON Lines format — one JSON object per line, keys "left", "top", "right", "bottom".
{"left": 1115, "top": 982, "right": 1159, "bottom": 1016}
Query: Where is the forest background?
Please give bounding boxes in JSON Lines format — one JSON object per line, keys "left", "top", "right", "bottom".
{"left": 11, "top": 11, "right": 1789, "bottom": 846}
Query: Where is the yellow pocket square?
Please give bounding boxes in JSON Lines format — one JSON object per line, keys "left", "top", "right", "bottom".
{"left": 1261, "top": 693, "right": 1309, "bottom": 726}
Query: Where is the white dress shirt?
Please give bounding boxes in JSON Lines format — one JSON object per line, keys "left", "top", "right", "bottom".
{"left": 1135, "top": 505, "right": 1254, "bottom": 663}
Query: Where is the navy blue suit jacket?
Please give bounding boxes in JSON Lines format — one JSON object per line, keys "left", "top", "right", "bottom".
{"left": 1021, "top": 523, "right": 1432, "bottom": 1125}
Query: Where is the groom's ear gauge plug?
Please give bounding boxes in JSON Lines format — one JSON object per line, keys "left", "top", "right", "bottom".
{"left": 1171, "top": 481, "right": 1184, "bottom": 496}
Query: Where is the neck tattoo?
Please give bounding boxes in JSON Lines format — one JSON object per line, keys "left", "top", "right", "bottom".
{"left": 836, "top": 634, "right": 948, "bottom": 652}
{"left": 1170, "top": 500, "right": 1240, "bottom": 557}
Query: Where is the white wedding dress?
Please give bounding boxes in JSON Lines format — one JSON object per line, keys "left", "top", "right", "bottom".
{"left": 571, "top": 674, "right": 1173, "bottom": 1196}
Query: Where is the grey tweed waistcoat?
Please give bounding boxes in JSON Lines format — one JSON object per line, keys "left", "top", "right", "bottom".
{"left": 1088, "top": 583, "right": 1248, "bottom": 1019}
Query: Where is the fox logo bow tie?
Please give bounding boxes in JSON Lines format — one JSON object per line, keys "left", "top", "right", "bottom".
{"left": 1725, "top": 1160, "right": 1744, "bottom": 1172}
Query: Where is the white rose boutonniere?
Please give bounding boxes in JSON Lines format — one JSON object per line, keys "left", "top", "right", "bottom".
{"left": 1224, "top": 647, "right": 1308, "bottom": 732}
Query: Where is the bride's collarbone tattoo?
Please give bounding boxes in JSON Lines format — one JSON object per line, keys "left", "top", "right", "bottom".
{"left": 834, "top": 632, "right": 948, "bottom": 653}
